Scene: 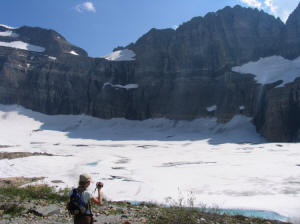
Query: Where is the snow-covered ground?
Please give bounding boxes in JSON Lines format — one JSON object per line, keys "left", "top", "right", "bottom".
{"left": 0, "top": 104, "right": 299, "bottom": 221}
{"left": 232, "top": 55, "right": 300, "bottom": 87}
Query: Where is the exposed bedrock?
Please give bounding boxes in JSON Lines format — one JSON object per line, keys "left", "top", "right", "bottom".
{"left": 1, "top": 4, "right": 300, "bottom": 142}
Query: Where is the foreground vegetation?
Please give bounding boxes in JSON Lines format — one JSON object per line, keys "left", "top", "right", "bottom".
{"left": 0, "top": 183, "right": 291, "bottom": 224}
{"left": 0, "top": 184, "right": 69, "bottom": 202}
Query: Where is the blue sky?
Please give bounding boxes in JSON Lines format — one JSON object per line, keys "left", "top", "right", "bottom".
{"left": 0, "top": 0, "right": 299, "bottom": 57}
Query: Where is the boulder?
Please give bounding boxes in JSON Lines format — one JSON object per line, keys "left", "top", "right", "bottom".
{"left": 32, "top": 204, "right": 61, "bottom": 216}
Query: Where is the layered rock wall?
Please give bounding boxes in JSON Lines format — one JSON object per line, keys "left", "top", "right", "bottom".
{"left": 1, "top": 4, "right": 300, "bottom": 141}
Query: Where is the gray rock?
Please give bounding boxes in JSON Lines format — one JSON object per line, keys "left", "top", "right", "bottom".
{"left": 33, "top": 204, "right": 60, "bottom": 216}
{"left": 2, "top": 214, "right": 10, "bottom": 219}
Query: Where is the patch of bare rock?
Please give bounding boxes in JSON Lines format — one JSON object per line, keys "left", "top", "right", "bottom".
{"left": 0, "top": 152, "right": 53, "bottom": 160}
{"left": 0, "top": 176, "right": 44, "bottom": 187}
{"left": 0, "top": 145, "right": 12, "bottom": 149}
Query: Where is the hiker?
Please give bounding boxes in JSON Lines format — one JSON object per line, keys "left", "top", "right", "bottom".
{"left": 68, "top": 173, "right": 103, "bottom": 224}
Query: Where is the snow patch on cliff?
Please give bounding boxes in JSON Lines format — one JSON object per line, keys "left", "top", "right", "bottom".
{"left": 206, "top": 105, "right": 217, "bottom": 112}
{"left": 0, "top": 41, "right": 45, "bottom": 52}
{"left": 69, "top": 50, "right": 79, "bottom": 56}
{"left": 0, "top": 24, "right": 17, "bottom": 29}
{"left": 104, "top": 82, "right": 138, "bottom": 89}
{"left": 48, "top": 56, "right": 56, "bottom": 61}
{"left": 232, "top": 56, "right": 300, "bottom": 87}
{"left": 0, "top": 30, "right": 18, "bottom": 38}
{"left": 104, "top": 49, "right": 136, "bottom": 61}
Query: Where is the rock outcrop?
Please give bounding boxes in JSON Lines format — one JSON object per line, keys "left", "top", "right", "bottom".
{"left": 1, "top": 5, "right": 300, "bottom": 142}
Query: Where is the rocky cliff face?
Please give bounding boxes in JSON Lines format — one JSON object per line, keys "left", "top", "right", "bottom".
{"left": 0, "top": 5, "right": 300, "bottom": 142}
{"left": 132, "top": 6, "right": 283, "bottom": 72}
{"left": 254, "top": 79, "right": 300, "bottom": 142}
{"left": 128, "top": 5, "right": 284, "bottom": 122}
{"left": 281, "top": 3, "right": 300, "bottom": 59}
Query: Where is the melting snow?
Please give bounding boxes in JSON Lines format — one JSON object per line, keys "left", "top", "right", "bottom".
{"left": 104, "top": 82, "right": 138, "bottom": 90}
{"left": 206, "top": 105, "right": 217, "bottom": 112}
{"left": 0, "top": 41, "right": 45, "bottom": 52}
{"left": 0, "top": 104, "right": 299, "bottom": 220}
{"left": 104, "top": 49, "right": 136, "bottom": 61}
{"left": 0, "top": 30, "right": 18, "bottom": 38}
{"left": 69, "top": 50, "right": 79, "bottom": 56}
{"left": 232, "top": 56, "right": 300, "bottom": 87}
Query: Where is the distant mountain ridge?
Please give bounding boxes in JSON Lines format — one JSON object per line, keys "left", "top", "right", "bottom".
{"left": 1, "top": 4, "right": 300, "bottom": 142}
{"left": 0, "top": 25, "right": 87, "bottom": 56}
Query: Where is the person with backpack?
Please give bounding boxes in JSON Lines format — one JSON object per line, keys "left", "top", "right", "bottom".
{"left": 67, "top": 173, "right": 104, "bottom": 224}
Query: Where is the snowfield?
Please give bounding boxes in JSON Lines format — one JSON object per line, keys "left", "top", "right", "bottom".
{"left": 232, "top": 55, "right": 300, "bottom": 87}
{"left": 0, "top": 104, "right": 299, "bottom": 221}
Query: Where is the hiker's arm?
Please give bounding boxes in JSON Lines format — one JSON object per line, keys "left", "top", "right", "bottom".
{"left": 91, "top": 188, "right": 103, "bottom": 205}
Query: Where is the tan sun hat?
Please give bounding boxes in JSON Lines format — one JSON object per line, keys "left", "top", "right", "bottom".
{"left": 79, "top": 173, "right": 92, "bottom": 183}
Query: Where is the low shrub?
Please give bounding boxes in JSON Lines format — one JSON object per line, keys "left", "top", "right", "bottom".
{"left": 0, "top": 203, "right": 25, "bottom": 216}
{"left": 0, "top": 185, "right": 69, "bottom": 202}
{"left": 147, "top": 207, "right": 201, "bottom": 224}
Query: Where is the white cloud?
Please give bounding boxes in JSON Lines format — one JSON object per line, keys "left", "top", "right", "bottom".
{"left": 240, "top": 0, "right": 262, "bottom": 8}
{"left": 264, "top": 0, "right": 278, "bottom": 14}
{"left": 75, "top": 2, "right": 96, "bottom": 13}
{"left": 263, "top": 0, "right": 295, "bottom": 22}
{"left": 239, "top": 0, "right": 299, "bottom": 23}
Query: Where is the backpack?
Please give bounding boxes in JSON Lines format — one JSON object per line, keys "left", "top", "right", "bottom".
{"left": 67, "top": 188, "right": 89, "bottom": 215}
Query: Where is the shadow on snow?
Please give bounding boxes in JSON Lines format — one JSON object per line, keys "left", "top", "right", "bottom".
{"left": 0, "top": 104, "right": 266, "bottom": 145}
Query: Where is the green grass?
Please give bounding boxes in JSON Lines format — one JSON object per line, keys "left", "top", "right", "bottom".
{"left": 107, "top": 208, "right": 124, "bottom": 215}
{"left": 0, "top": 185, "right": 69, "bottom": 203}
{"left": 0, "top": 203, "right": 25, "bottom": 217}
{"left": 146, "top": 207, "right": 201, "bottom": 224}
{"left": 138, "top": 201, "right": 159, "bottom": 208}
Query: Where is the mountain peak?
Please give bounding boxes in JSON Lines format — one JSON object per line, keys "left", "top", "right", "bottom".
{"left": 0, "top": 25, "right": 88, "bottom": 57}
